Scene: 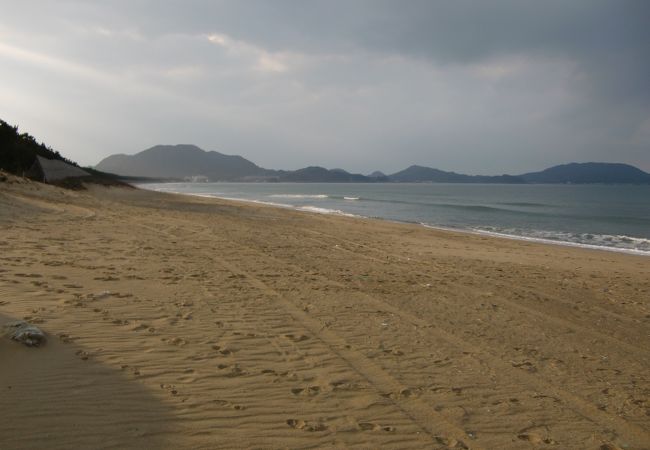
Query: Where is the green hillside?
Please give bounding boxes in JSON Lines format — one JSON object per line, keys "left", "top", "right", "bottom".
{"left": 0, "top": 119, "right": 78, "bottom": 175}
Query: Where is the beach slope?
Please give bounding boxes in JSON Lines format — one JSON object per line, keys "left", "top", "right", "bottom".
{"left": 1, "top": 176, "right": 648, "bottom": 449}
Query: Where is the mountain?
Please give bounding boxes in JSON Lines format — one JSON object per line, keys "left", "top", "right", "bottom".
{"left": 367, "top": 171, "right": 390, "bottom": 181}
{"left": 519, "top": 162, "right": 650, "bottom": 184}
{"left": 276, "top": 166, "right": 375, "bottom": 182}
{"left": 387, "top": 163, "right": 650, "bottom": 184}
{"left": 388, "top": 165, "right": 524, "bottom": 183}
{"left": 96, "top": 146, "right": 384, "bottom": 182}
{"left": 96, "top": 144, "right": 650, "bottom": 184}
{"left": 95, "top": 144, "right": 272, "bottom": 181}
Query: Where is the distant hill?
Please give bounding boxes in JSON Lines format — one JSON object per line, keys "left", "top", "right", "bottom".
{"left": 95, "top": 144, "right": 273, "bottom": 181}
{"left": 518, "top": 162, "right": 650, "bottom": 184}
{"left": 387, "top": 163, "right": 650, "bottom": 184}
{"left": 389, "top": 165, "right": 524, "bottom": 183}
{"left": 277, "top": 166, "right": 375, "bottom": 182}
{"left": 96, "top": 146, "right": 383, "bottom": 182}
{"left": 95, "top": 144, "right": 650, "bottom": 184}
{"left": 367, "top": 171, "right": 390, "bottom": 181}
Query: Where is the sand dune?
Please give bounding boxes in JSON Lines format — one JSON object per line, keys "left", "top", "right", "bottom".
{"left": 1, "top": 175, "right": 648, "bottom": 449}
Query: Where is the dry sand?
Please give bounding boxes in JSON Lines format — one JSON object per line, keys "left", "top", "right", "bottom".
{"left": 0, "top": 174, "right": 649, "bottom": 449}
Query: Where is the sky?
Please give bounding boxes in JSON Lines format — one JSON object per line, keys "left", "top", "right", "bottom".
{"left": 1, "top": 1, "right": 649, "bottom": 174}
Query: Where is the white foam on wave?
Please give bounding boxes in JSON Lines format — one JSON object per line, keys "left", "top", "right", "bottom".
{"left": 420, "top": 223, "right": 650, "bottom": 256}
{"left": 184, "top": 193, "right": 224, "bottom": 198}
{"left": 143, "top": 184, "right": 649, "bottom": 256}
{"left": 214, "top": 196, "right": 295, "bottom": 209}
{"left": 148, "top": 186, "right": 184, "bottom": 193}
{"left": 164, "top": 191, "right": 295, "bottom": 209}
{"left": 164, "top": 190, "right": 362, "bottom": 217}
{"left": 298, "top": 206, "right": 361, "bottom": 217}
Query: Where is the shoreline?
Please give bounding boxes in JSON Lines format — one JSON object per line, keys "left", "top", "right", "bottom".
{"left": 2, "top": 179, "right": 649, "bottom": 449}
{"left": 143, "top": 185, "right": 650, "bottom": 258}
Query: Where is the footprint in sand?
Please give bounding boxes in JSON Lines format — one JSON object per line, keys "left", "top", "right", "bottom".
{"left": 125, "top": 275, "right": 145, "bottom": 280}
{"left": 517, "top": 431, "right": 556, "bottom": 445}
{"left": 432, "top": 360, "right": 452, "bottom": 375}
{"left": 399, "top": 388, "right": 416, "bottom": 398}
{"left": 211, "top": 344, "right": 231, "bottom": 353}
{"left": 511, "top": 360, "right": 538, "bottom": 372}
{"left": 286, "top": 419, "right": 328, "bottom": 432}
{"left": 57, "top": 333, "right": 75, "bottom": 343}
{"left": 382, "top": 348, "right": 404, "bottom": 356}
{"left": 213, "top": 399, "right": 246, "bottom": 410}
{"left": 434, "top": 436, "right": 468, "bottom": 449}
{"left": 284, "top": 333, "right": 310, "bottom": 342}
{"left": 274, "top": 371, "right": 299, "bottom": 382}
{"left": 160, "top": 384, "right": 179, "bottom": 396}
{"left": 75, "top": 350, "right": 90, "bottom": 361}
{"left": 382, "top": 387, "right": 418, "bottom": 399}
{"left": 358, "top": 422, "right": 395, "bottom": 432}
{"left": 111, "top": 318, "right": 130, "bottom": 326}
{"left": 291, "top": 386, "right": 322, "bottom": 396}
{"left": 163, "top": 337, "right": 187, "bottom": 346}
{"left": 329, "top": 379, "right": 358, "bottom": 391}
{"left": 93, "top": 276, "right": 120, "bottom": 281}
{"left": 224, "top": 365, "right": 247, "bottom": 377}
{"left": 599, "top": 444, "right": 624, "bottom": 450}
{"left": 120, "top": 365, "right": 141, "bottom": 376}
{"left": 132, "top": 323, "right": 155, "bottom": 332}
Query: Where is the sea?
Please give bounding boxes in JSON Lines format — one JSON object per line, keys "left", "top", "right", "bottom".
{"left": 140, "top": 182, "right": 650, "bottom": 255}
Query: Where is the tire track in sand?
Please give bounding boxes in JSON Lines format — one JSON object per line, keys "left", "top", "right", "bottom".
{"left": 165, "top": 220, "right": 650, "bottom": 449}
{"left": 135, "top": 221, "right": 480, "bottom": 449}
{"left": 299, "top": 227, "right": 648, "bottom": 357}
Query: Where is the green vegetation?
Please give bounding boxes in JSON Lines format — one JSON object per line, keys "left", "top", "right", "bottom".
{"left": 0, "top": 119, "right": 77, "bottom": 175}
{"left": 0, "top": 118, "right": 130, "bottom": 188}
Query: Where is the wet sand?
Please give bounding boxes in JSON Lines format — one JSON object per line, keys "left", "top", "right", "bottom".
{"left": 1, "top": 175, "right": 649, "bottom": 449}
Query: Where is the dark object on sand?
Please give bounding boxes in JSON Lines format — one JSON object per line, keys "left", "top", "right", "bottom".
{"left": 26, "top": 155, "right": 90, "bottom": 183}
{"left": 3, "top": 321, "right": 46, "bottom": 347}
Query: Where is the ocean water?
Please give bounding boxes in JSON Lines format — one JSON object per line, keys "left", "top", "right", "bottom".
{"left": 140, "top": 182, "right": 650, "bottom": 255}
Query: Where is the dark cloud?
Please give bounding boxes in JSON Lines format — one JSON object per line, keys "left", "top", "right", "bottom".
{"left": 0, "top": 1, "right": 648, "bottom": 173}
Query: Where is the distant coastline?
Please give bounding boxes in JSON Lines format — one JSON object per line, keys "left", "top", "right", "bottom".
{"left": 96, "top": 144, "right": 650, "bottom": 184}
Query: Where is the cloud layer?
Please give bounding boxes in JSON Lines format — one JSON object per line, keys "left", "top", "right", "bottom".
{"left": 1, "top": 0, "right": 648, "bottom": 173}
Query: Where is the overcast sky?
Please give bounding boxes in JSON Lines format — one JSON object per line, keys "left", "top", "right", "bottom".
{"left": 1, "top": 1, "right": 649, "bottom": 174}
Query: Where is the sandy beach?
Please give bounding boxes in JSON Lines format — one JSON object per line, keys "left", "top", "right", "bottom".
{"left": 1, "top": 176, "right": 648, "bottom": 449}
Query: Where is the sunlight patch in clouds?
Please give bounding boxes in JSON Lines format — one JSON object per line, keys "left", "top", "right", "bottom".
{"left": 207, "top": 32, "right": 288, "bottom": 73}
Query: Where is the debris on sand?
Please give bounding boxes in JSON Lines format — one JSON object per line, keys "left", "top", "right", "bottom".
{"left": 3, "top": 321, "right": 46, "bottom": 347}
